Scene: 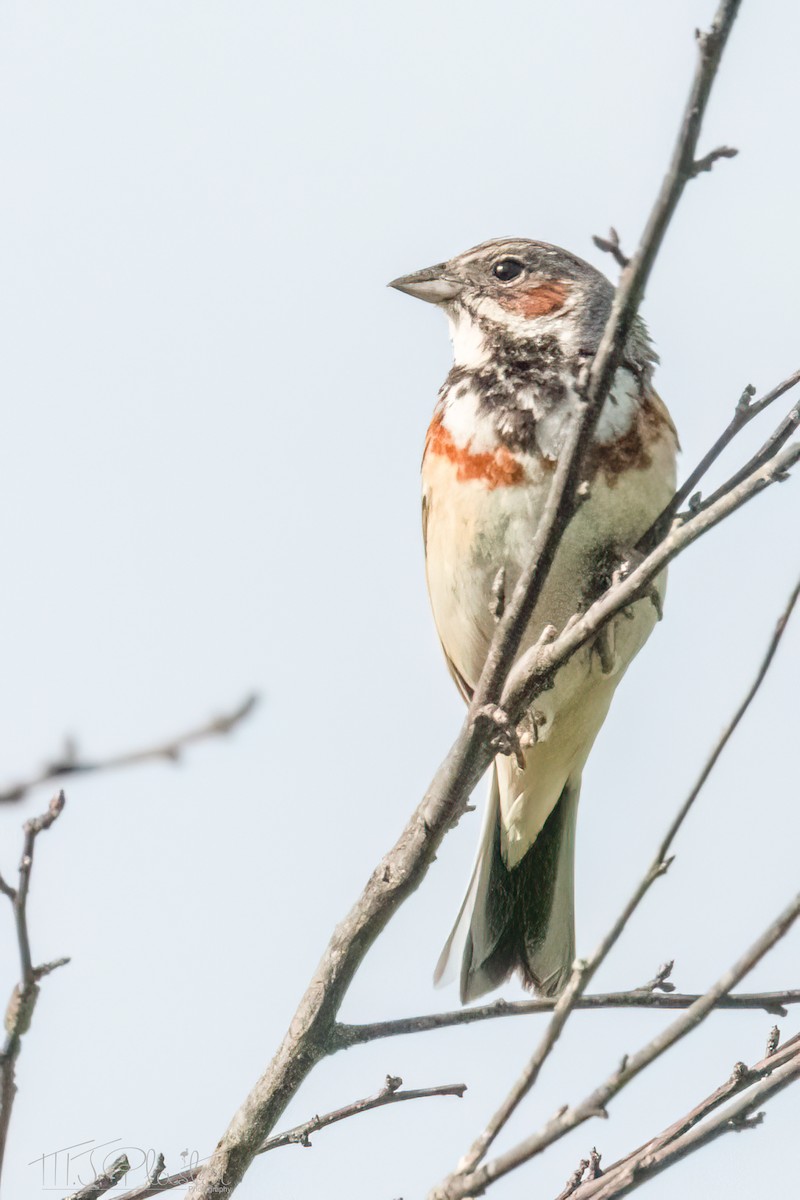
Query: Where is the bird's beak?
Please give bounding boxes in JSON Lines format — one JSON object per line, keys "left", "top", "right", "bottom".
{"left": 388, "top": 263, "right": 463, "bottom": 304}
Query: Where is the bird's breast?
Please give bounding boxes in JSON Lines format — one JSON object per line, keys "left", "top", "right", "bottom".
{"left": 421, "top": 381, "right": 677, "bottom": 699}
{"left": 423, "top": 410, "right": 526, "bottom": 489}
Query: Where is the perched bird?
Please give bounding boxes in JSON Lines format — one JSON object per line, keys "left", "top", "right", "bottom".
{"left": 390, "top": 238, "right": 678, "bottom": 1003}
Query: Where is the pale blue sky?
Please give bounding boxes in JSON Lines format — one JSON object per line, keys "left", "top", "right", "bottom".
{"left": 0, "top": 2, "right": 798, "bottom": 1198}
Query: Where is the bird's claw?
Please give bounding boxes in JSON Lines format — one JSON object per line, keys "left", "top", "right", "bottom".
{"left": 474, "top": 704, "right": 526, "bottom": 768}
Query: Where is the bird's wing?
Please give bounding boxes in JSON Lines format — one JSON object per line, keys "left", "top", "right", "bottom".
{"left": 422, "top": 490, "right": 474, "bottom": 703}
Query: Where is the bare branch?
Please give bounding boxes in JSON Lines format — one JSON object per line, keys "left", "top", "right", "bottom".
{"left": 555, "top": 1156, "right": 592, "bottom": 1200}
{"left": 502, "top": 441, "right": 800, "bottom": 720}
{"left": 15, "top": 791, "right": 66, "bottom": 977}
{"left": 333, "top": 987, "right": 800, "bottom": 1049}
{"left": 592, "top": 228, "right": 629, "bottom": 270}
{"left": 650, "top": 368, "right": 800, "bottom": 535}
{"left": 0, "top": 792, "right": 68, "bottom": 1187}
{"left": 687, "top": 144, "right": 738, "bottom": 176}
{"left": 696, "top": 388, "right": 800, "bottom": 513}
{"left": 434, "top": 573, "right": 800, "bottom": 1192}
{"left": 571, "top": 1034, "right": 800, "bottom": 1199}
{"left": 112, "top": 1078, "right": 466, "bottom": 1200}
{"left": 66, "top": 1154, "right": 131, "bottom": 1200}
{"left": 648, "top": 573, "right": 800, "bottom": 864}
{"left": 0, "top": 694, "right": 258, "bottom": 805}
{"left": 434, "top": 891, "right": 800, "bottom": 1199}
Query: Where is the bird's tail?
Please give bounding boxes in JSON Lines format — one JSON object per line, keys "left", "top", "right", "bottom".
{"left": 434, "top": 767, "right": 580, "bottom": 1002}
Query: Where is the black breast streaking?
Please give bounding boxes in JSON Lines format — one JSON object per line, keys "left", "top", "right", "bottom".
{"left": 441, "top": 330, "right": 578, "bottom": 456}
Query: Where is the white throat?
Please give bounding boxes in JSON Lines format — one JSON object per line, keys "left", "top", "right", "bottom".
{"left": 447, "top": 309, "right": 492, "bottom": 368}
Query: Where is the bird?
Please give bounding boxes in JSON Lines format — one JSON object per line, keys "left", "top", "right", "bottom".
{"left": 389, "top": 238, "right": 678, "bottom": 1003}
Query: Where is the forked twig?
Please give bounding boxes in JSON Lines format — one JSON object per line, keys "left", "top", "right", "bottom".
{"left": 592, "top": 227, "right": 629, "bottom": 270}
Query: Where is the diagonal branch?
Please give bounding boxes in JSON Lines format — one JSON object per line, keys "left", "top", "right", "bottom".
{"left": 647, "top": 368, "right": 800, "bottom": 538}
{"left": 434, "top": 890, "right": 800, "bottom": 1199}
{"left": 437, "top": 573, "right": 800, "bottom": 1185}
{"left": 0, "top": 694, "right": 258, "bottom": 805}
{"left": 502, "top": 441, "right": 799, "bottom": 720}
{"left": 570, "top": 1034, "right": 800, "bottom": 1199}
{"left": 697, "top": 389, "right": 800, "bottom": 513}
{"left": 109, "top": 1077, "right": 466, "bottom": 1200}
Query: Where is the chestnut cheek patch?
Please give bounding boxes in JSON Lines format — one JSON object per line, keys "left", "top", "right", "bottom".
{"left": 497, "top": 280, "right": 570, "bottom": 319}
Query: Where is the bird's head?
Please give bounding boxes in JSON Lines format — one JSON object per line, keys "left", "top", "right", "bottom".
{"left": 390, "top": 237, "right": 615, "bottom": 368}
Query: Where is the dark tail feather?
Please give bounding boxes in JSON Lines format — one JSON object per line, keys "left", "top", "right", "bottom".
{"left": 460, "top": 778, "right": 580, "bottom": 1002}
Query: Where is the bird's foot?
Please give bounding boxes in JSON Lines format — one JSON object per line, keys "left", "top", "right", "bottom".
{"left": 474, "top": 704, "right": 527, "bottom": 769}
{"left": 608, "top": 543, "right": 663, "bottom": 621}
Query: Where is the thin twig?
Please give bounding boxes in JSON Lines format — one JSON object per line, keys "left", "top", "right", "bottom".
{"left": 572, "top": 1035, "right": 800, "bottom": 1200}
{"left": 571, "top": 1032, "right": 800, "bottom": 1200}
{"left": 696, "top": 388, "right": 800, "bottom": 513}
{"left": 647, "top": 574, "right": 800, "bottom": 862}
{"left": 333, "top": 987, "right": 800, "bottom": 1048}
{"left": 435, "top": 573, "right": 799, "bottom": 1191}
{"left": 592, "top": 228, "right": 629, "bottom": 270}
{"left": 599, "top": 1056, "right": 800, "bottom": 1198}
{"left": 435, "top": 890, "right": 800, "bottom": 1199}
{"left": 688, "top": 144, "right": 738, "bottom": 175}
{"left": 555, "top": 1156, "right": 591, "bottom": 1200}
{"left": 0, "top": 793, "right": 69, "bottom": 1188}
{"left": 647, "top": 369, "right": 800, "bottom": 537}
{"left": 0, "top": 694, "right": 258, "bottom": 805}
{"left": 111, "top": 1078, "right": 466, "bottom": 1200}
{"left": 502, "top": 440, "right": 799, "bottom": 720}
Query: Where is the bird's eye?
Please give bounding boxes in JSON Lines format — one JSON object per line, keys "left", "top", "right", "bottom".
{"left": 492, "top": 258, "right": 524, "bottom": 282}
